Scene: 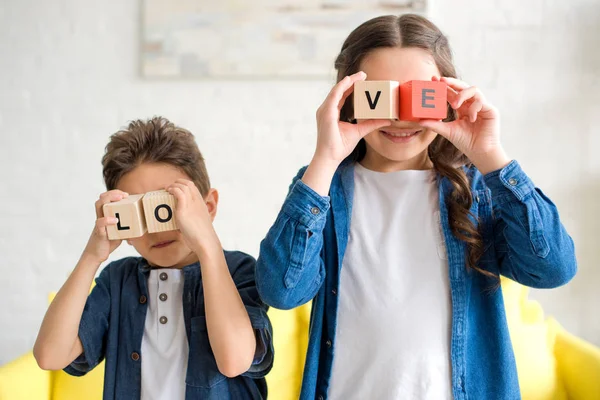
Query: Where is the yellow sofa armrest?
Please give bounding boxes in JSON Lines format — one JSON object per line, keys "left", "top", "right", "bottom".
{"left": 0, "top": 352, "right": 51, "bottom": 400}
{"left": 550, "top": 318, "right": 600, "bottom": 400}
{"left": 266, "top": 303, "right": 311, "bottom": 400}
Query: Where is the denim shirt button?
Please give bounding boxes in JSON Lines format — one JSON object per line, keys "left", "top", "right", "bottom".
{"left": 310, "top": 207, "right": 320, "bottom": 215}
{"left": 318, "top": 396, "right": 324, "bottom": 400}
{"left": 508, "top": 178, "right": 518, "bottom": 186}
{"left": 331, "top": 289, "right": 337, "bottom": 295}
{"left": 139, "top": 295, "right": 147, "bottom": 304}
{"left": 326, "top": 340, "right": 332, "bottom": 348}
{"left": 131, "top": 352, "right": 140, "bottom": 361}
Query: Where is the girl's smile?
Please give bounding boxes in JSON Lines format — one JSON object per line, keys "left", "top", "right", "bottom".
{"left": 379, "top": 128, "right": 424, "bottom": 143}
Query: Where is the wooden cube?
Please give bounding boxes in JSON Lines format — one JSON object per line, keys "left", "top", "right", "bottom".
{"left": 399, "top": 80, "right": 448, "bottom": 121}
{"left": 353, "top": 80, "right": 400, "bottom": 120}
{"left": 103, "top": 194, "right": 147, "bottom": 240}
{"left": 143, "top": 190, "right": 178, "bottom": 233}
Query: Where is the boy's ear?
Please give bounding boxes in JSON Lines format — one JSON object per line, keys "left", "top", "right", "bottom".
{"left": 204, "top": 189, "right": 219, "bottom": 222}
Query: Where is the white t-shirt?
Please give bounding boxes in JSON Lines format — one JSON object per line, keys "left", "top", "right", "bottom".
{"left": 328, "top": 164, "right": 453, "bottom": 400}
{"left": 141, "top": 269, "right": 188, "bottom": 400}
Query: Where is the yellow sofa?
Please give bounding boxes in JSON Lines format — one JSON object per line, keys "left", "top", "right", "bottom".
{"left": 1, "top": 279, "right": 599, "bottom": 400}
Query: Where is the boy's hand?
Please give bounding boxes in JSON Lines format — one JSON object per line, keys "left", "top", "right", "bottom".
{"left": 81, "top": 190, "right": 128, "bottom": 265}
{"left": 166, "top": 179, "right": 216, "bottom": 255}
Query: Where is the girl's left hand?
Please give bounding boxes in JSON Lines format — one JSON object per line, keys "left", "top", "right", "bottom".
{"left": 418, "top": 76, "right": 511, "bottom": 174}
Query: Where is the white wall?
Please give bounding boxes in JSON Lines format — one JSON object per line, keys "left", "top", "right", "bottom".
{"left": 1, "top": 0, "right": 598, "bottom": 366}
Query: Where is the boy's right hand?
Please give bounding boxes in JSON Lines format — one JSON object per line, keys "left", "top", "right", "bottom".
{"left": 81, "top": 190, "right": 129, "bottom": 264}
{"left": 314, "top": 71, "right": 389, "bottom": 166}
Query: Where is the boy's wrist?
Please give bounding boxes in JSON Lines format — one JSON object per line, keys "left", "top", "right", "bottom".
{"left": 192, "top": 228, "right": 222, "bottom": 260}
{"left": 78, "top": 253, "right": 104, "bottom": 271}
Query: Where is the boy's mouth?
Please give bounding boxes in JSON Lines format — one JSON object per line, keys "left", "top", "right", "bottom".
{"left": 152, "top": 240, "right": 176, "bottom": 249}
{"left": 379, "top": 128, "right": 423, "bottom": 143}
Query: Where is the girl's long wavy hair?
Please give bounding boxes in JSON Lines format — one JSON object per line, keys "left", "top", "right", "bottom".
{"left": 336, "top": 14, "right": 495, "bottom": 278}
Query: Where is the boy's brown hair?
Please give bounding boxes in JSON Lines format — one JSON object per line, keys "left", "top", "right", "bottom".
{"left": 102, "top": 117, "right": 210, "bottom": 195}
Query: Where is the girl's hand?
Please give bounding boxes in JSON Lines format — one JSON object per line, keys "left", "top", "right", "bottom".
{"left": 166, "top": 179, "right": 216, "bottom": 255}
{"left": 81, "top": 190, "right": 127, "bottom": 264}
{"left": 314, "top": 71, "right": 389, "bottom": 166}
{"left": 418, "top": 77, "right": 511, "bottom": 174}
{"left": 303, "top": 71, "right": 389, "bottom": 196}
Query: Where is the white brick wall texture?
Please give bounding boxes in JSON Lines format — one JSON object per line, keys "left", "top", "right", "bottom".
{"left": 0, "top": 0, "right": 598, "bottom": 366}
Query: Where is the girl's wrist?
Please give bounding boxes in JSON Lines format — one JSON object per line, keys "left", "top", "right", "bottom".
{"left": 311, "top": 152, "right": 342, "bottom": 171}
{"left": 302, "top": 155, "right": 339, "bottom": 197}
{"left": 470, "top": 147, "right": 511, "bottom": 175}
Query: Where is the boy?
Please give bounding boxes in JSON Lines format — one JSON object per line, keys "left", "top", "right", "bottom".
{"left": 33, "top": 117, "right": 273, "bottom": 399}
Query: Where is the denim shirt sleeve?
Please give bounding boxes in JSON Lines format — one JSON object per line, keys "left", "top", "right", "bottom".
{"left": 484, "top": 160, "right": 577, "bottom": 288}
{"left": 255, "top": 167, "right": 331, "bottom": 310}
{"left": 63, "top": 265, "right": 112, "bottom": 376}
{"left": 229, "top": 252, "right": 275, "bottom": 379}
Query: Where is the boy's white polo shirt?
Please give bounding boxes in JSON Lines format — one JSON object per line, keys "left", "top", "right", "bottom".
{"left": 141, "top": 268, "right": 188, "bottom": 400}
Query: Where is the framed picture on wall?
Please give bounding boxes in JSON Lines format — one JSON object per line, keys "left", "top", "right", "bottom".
{"left": 142, "top": 0, "right": 427, "bottom": 79}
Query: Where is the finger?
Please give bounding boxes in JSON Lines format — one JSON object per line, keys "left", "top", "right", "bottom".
{"left": 453, "top": 86, "right": 483, "bottom": 109}
{"left": 95, "top": 190, "right": 129, "bottom": 218}
{"left": 336, "top": 72, "right": 369, "bottom": 110}
{"left": 168, "top": 182, "right": 192, "bottom": 197}
{"left": 167, "top": 187, "right": 186, "bottom": 209}
{"left": 94, "top": 217, "right": 118, "bottom": 237}
{"left": 99, "top": 190, "right": 129, "bottom": 200}
{"left": 440, "top": 77, "right": 470, "bottom": 90}
{"left": 96, "top": 216, "right": 119, "bottom": 229}
{"left": 479, "top": 103, "right": 499, "bottom": 119}
{"left": 446, "top": 85, "right": 460, "bottom": 104}
{"left": 325, "top": 71, "right": 366, "bottom": 112}
{"left": 176, "top": 179, "right": 201, "bottom": 195}
{"left": 468, "top": 100, "right": 484, "bottom": 122}
{"left": 338, "top": 84, "right": 355, "bottom": 111}
{"left": 418, "top": 119, "right": 459, "bottom": 143}
{"left": 354, "top": 119, "right": 391, "bottom": 138}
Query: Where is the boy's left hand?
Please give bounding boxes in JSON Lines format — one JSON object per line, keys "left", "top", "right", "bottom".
{"left": 166, "top": 179, "right": 216, "bottom": 254}
{"left": 418, "top": 76, "right": 511, "bottom": 174}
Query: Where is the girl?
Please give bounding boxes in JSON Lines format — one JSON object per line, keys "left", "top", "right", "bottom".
{"left": 255, "top": 14, "right": 576, "bottom": 400}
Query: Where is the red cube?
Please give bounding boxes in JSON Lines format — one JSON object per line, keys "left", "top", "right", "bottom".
{"left": 399, "top": 80, "right": 448, "bottom": 121}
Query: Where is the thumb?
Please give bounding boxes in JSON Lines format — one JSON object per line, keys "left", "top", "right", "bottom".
{"left": 356, "top": 119, "right": 390, "bottom": 138}
{"left": 418, "top": 119, "right": 455, "bottom": 142}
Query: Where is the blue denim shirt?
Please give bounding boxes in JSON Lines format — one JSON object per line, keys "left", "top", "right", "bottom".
{"left": 256, "top": 159, "right": 576, "bottom": 400}
{"left": 65, "top": 250, "right": 274, "bottom": 400}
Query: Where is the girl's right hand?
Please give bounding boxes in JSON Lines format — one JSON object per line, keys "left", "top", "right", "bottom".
{"left": 81, "top": 190, "right": 129, "bottom": 264}
{"left": 314, "top": 71, "right": 389, "bottom": 165}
